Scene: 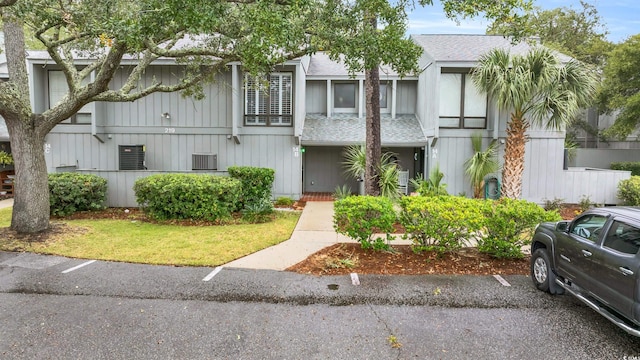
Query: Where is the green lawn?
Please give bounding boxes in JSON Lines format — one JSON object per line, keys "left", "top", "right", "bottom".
{"left": 0, "top": 208, "right": 300, "bottom": 266}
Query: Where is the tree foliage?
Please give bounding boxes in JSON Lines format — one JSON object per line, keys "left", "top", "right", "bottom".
{"left": 0, "top": 0, "right": 320, "bottom": 233}
{"left": 487, "top": 0, "right": 613, "bottom": 68}
{"left": 598, "top": 35, "right": 640, "bottom": 139}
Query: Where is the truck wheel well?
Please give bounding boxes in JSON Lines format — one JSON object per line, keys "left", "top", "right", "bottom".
{"left": 531, "top": 241, "right": 547, "bottom": 254}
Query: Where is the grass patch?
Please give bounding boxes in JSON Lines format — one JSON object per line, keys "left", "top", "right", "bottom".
{"left": 0, "top": 208, "right": 300, "bottom": 266}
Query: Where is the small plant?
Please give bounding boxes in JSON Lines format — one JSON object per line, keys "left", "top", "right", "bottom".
{"left": 274, "top": 196, "right": 294, "bottom": 207}
{"left": 333, "top": 185, "right": 352, "bottom": 200}
{"left": 387, "top": 335, "right": 402, "bottom": 349}
{"left": 578, "top": 195, "right": 597, "bottom": 212}
{"left": 325, "top": 256, "right": 358, "bottom": 269}
{"left": 542, "top": 197, "right": 564, "bottom": 211}
{"left": 409, "top": 164, "right": 448, "bottom": 197}
{"left": 0, "top": 151, "right": 13, "bottom": 166}
{"left": 378, "top": 162, "right": 400, "bottom": 201}
{"left": 464, "top": 133, "right": 499, "bottom": 198}
{"left": 242, "top": 197, "right": 275, "bottom": 223}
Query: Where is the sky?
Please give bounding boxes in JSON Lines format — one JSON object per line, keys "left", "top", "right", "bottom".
{"left": 407, "top": 0, "right": 640, "bottom": 43}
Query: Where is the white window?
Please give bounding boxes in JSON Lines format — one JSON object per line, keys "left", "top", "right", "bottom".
{"left": 245, "top": 72, "right": 292, "bottom": 126}
{"left": 48, "top": 70, "right": 92, "bottom": 124}
{"left": 380, "top": 83, "right": 388, "bottom": 109}
{"left": 439, "top": 72, "right": 487, "bottom": 129}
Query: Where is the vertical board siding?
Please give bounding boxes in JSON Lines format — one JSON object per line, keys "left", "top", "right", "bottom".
{"left": 102, "top": 67, "right": 230, "bottom": 129}
{"left": 396, "top": 81, "right": 417, "bottom": 115}
{"left": 45, "top": 133, "right": 302, "bottom": 207}
{"left": 305, "top": 81, "right": 327, "bottom": 114}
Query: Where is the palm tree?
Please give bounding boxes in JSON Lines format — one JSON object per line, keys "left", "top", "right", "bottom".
{"left": 464, "top": 133, "right": 499, "bottom": 199}
{"left": 471, "top": 47, "right": 598, "bottom": 199}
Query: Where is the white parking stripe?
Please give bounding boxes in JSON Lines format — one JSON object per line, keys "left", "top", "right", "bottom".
{"left": 61, "top": 260, "right": 97, "bottom": 274}
{"left": 493, "top": 275, "right": 511, "bottom": 287}
{"left": 203, "top": 266, "right": 223, "bottom": 281}
{"left": 350, "top": 273, "right": 360, "bottom": 286}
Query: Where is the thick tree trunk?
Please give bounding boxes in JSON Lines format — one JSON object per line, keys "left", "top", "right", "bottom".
{"left": 2, "top": 18, "right": 51, "bottom": 233}
{"left": 364, "top": 66, "right": 381, "bottom": 196}
{"left": 501, "top": 112, "right": 529, "bottom": 199}
{"left": 6, "top": 116, "right": 50, "bottom": 233}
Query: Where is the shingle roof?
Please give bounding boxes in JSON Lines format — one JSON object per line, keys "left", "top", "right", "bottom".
{"left": 301, "top": 114, "right": 427, "bottom": 146}
{"left": 412, "top": 34, "right": 573, "bottom": 63}
{"left": 306, "top": 52, "right": 410, "bottom": 78}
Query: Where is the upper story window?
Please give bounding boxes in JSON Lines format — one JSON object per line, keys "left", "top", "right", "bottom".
{"left": 245, "top": 72, "right": 292, "bottom": 126}
{"left": 439, "top": 72, "right": 487, "bottom": 129}
{"left": 48, "top": 70, "right": 92, "bottom": 124}
{"left": 333, "top": 82, "right": 356, "bottom": 111}
{"left": 380, "top": 83, "right": 388, "bottom": 109}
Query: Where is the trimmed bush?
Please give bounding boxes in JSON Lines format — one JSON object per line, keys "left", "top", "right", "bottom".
{"left": 274, "top": 196, "right": 294, "bottom": 207}
{"left": 617, "top": 176, "right": 640, "bottom": 206}
{"left": 611, "top": 162, "right": 640, "bottom": 176}
{"left": 49, "top": 173, "right": 107, "bottom": 216}
{"left": 333, "top": 196, "right": 396, "bottom": 250}
{"left": 133, "top": 173, "right": 241, "bottom": 221}
{"left": 228, "top": 166, "right": 275, "bottom": 208}
{"left": 480, "top": 198, "right": 561, "bottom": 259}
{"left": 399, "top": 196, "right": 484, "bottom": 254}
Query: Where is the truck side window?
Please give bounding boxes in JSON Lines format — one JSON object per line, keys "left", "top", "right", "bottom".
{"left": 570, "top": 214, "right": 607, "bottom": 242}
{"left": 603, "top": 221, "right": 640, "bottom": 255}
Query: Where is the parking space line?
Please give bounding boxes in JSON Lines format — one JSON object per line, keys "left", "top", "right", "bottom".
{"left": 203, "top": 266, "right": 223, "bottom": 282}
{"left": 493, "top": 275, "right": 511, "bottom": 287}
{"left": 61, "top": 260, "right": 97, "bottom": 274}
{"left": 350, "top": 273, "right": 360, "bottom": 286}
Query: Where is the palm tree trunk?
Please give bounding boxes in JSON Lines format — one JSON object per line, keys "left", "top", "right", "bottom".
{"left": 501, "top": 111, "right": 529, "bottom": 199}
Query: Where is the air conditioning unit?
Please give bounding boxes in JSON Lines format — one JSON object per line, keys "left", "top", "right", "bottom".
{"left": 192, "top": 153, "right": 217, "bottom": 170}
{"left": 119, "top": 145, "right": 146, "bottom": 170}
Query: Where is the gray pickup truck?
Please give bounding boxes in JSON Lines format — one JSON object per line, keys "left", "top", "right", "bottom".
{"left": 530, "top": 207, "right": 640, "bottom": 337}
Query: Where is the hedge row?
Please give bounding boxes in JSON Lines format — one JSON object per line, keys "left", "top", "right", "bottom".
{"left": 49, "top": 173, "right": 108, "bottom": 216}
{"left": 133, "top": 173, "right": 242, "bottom": 221}
{"left": 611, "top": 162, "right": 640, "bottom": 176}
{"left": 334, "top": 195, "right": 561, "bottom": 258}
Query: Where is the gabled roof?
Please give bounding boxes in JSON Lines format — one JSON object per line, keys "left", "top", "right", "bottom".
{"left": 301, "top": 114, "right": 427, "bottom": 146}
{"left": 412, "top": 34, "right": 573, "bottom": 63}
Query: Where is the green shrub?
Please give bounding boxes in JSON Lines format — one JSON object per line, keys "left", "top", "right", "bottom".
{"left": 617, "top": 176, "right": 640, "bottom": 205}
{"left": 333, "top": 196, "right": 396, "bottom": 251}
{"left": 242, "top": 197, "right": 275, "bottom": 223}
{"left": 228, "top": 166, "right": 275, "bottom": 208}
{"left": 480, "top": 198, "right": 561, "bottom": 259}
{"left": 133, "top": 173, "right": 241, "bottom": 221}
{"left": 274, "top": 196, "right": 294, "bottom": 207}
{"left": 49, "top": 173, "right": 107, "bottom": 216}
{"left": 399, "top": 196, "right": 483, "bottom": 254}
{"left": 611, "top": 162, "right": 640, "bottom": 176}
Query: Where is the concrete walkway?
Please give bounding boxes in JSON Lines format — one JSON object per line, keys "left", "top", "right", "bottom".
{"left": 0, "top": 198, "right": 13, "bottom": 209}
{"left": 224, "top": 202, "right": 352, "bottom": 270}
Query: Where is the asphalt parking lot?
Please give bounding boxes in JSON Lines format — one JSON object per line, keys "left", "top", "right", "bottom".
{"left": 1, "top": 251, "right": 639, "bottom": 359}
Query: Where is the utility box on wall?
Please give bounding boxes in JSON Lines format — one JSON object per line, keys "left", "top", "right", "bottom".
{"left": 192, "top": 153, "right": 217, "bottom": 170}
{"left": 119, "top": 145, "right": 146, "bottom": 170}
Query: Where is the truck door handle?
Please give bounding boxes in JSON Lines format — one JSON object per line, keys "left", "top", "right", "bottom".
{"left": 560, "top": 254, "right": 571, "bottom": 262}
{"left": 619, "top": 267, "right": 634, "bottom": 276}
{"left": 581, "top": 250, "right": 592, "bottom": 257}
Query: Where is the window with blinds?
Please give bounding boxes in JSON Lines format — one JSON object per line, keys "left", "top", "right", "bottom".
{"left": 245, "top": 72, "right": 293, "bottom": 126}
{"left": 48, "top": 70, "right": 92, "bottom": 124}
